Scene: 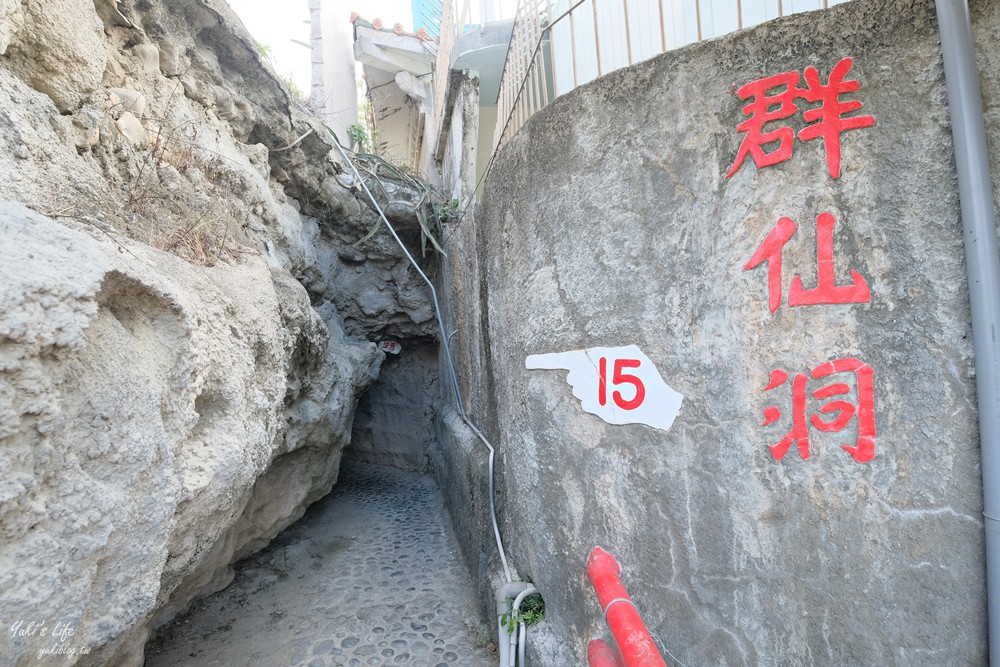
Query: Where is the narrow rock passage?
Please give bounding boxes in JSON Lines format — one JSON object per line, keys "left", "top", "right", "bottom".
{"left": 146, "top": 462, "right": 496, "bottom": 667}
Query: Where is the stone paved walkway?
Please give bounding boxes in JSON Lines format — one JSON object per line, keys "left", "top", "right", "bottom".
{"left": 146, "top": 462, "right": 496, "bottom": 667}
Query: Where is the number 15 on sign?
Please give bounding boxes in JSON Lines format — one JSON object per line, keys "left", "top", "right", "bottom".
{"left": 598, "top": 357, "right": 645, "bottom": 410}
{"left": 526, "top": 344, "right": 683, "bottom": 432}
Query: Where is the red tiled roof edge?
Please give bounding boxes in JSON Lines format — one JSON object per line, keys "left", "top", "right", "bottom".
{"left": 350, "top": 14, "right": 433, "bottom": 41}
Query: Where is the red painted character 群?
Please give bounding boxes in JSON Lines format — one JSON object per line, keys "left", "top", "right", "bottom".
{"left": 728, "top": 57, "right": 875, "bottom": 179}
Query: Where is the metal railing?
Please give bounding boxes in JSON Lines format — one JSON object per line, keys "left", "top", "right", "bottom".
{"left": 492, "top": 0, "right": 849, "bottom": 153}
{"left": 492, "top": 0, "right": 557, "bottom": 152}
{"left": 417, "top": 0, "right": 446, "bottom": 38}
{"left": 433, "top": 0, "right": 459, "bottom": 133}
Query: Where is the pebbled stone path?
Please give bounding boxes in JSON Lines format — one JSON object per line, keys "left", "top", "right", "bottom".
{"left": 146, "top": 462, "right": 495, "bottom": 667}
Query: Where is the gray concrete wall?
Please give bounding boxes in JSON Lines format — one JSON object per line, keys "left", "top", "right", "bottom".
{"left": 431, "top": 126, "right": 508, "bottom": 621}
{"left": 441, "top": 72, "right": 480, "bottom": 203}
{"left": 442, "top": 0, "right": 998, "bottom": 663}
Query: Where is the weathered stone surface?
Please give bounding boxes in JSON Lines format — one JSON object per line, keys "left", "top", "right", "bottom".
{"left": 445, "top": 0, "right": 991, "bottom": 664}
{"left": 974, "top": 0, "right": 1000, "bottom": 212}
{"left": 0, "top": 0, "right": 23, "bottom": 56}
{"left": 108, "top": 87, "right": 147, "bottom": 117}
{"left": 0, "top": 0, "right": 106, "bottom": 111}
{"left": 348, "top": 344, "right": 439, "bottom": 471}
{"left": 0, "top": 203, "right": 380, "bottom": 667}
{"left": 144, "top": 462, "right": 495, "bottom": 667}
{"left": 114, "top": 110, "right": 148, "bottom": 147}
{"left": 131, "top": 43, "right": 161, "bottom": 74}
{"left": 0, "top": 0, "right": 437, "bottom": 343}
{"left": 0, "top": 0, "right": 440, "bottom": 663}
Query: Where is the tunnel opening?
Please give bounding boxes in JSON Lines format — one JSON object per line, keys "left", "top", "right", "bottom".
{"left": 346, "top": 341, "right": 440, "bottom": 473}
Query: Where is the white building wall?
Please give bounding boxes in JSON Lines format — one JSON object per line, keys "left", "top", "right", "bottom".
{"left": 315, "top": 0, "right": 359, "bottom": 141}
{"left": 548, "top": 0, "right": 853, "bottom": 98}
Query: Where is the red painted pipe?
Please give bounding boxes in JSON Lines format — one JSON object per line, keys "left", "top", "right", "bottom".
{"left": 588, "top": 639, "right": 625, "bottom": 667}
{"left": 587, "top": 547, "right": 668, "bottom": 667}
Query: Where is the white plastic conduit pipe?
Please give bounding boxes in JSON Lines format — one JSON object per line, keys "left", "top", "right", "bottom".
{"left": 330, "top": 141, "right": 524, "bottom": 663}
{"left": 495, "top": 582, "right": 538, "bottom": 667}
{"left": 512, "top": 585, "right": 539, "bottom": 667}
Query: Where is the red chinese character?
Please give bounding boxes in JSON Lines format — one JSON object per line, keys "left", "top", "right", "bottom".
{"left": 726, "top": 71, "right": 803, "bottom": 178}
{"left": 811, "top": 357, "right": 876, "bottom": 462}
{"left": 761, "top": 358, "right": 877, "bottom": 463}
{"left": 762, "top": 369, "right": 811, "bottom": 459}
{"left": 743, "top": 212, "right": 870, "bottom": 312}
{"left": 727, "top": 58, "right": 874, "bottom": 179}
{"left": 797, "top": 58, "right": 876, "bottom": 179}
{"left": 743, "top": 216, "right": 797, "bottom": 313}
{"left": 789, "top": 212, "right": 870, "bottom": 306}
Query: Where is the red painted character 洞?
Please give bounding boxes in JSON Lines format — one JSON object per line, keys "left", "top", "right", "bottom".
{"left": 761, "top": 358, "right": 877, "bottom": 463}
{"left": 728, "top": 57, "right": 875, "bottom": 179}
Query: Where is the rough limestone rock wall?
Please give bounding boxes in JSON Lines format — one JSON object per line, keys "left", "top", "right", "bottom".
{"left": 447, "top": 0, "right": 995, "bottom": 663}
{"left": 0, "top": 0, "right": 436, "bottom": 664}
{"left": 0, "top": 0, "right": 437, "bottom": 343}
{"left": 1, "top": 204, "right": 379, "bottom": 666}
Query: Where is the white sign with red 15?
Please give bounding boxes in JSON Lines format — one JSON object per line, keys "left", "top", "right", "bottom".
{"left": 525, "top": 344, "right": 683, "bottom": 432}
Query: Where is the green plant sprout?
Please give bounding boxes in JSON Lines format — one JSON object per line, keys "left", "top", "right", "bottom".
{"left": 347, "top": 123, "right": 368, "bottom": 152}
{"left": 500, "top": 593, "right": 545, "bottom": 634}
{"left": 433, "top": 198, "right": 460, "bottom": 223}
